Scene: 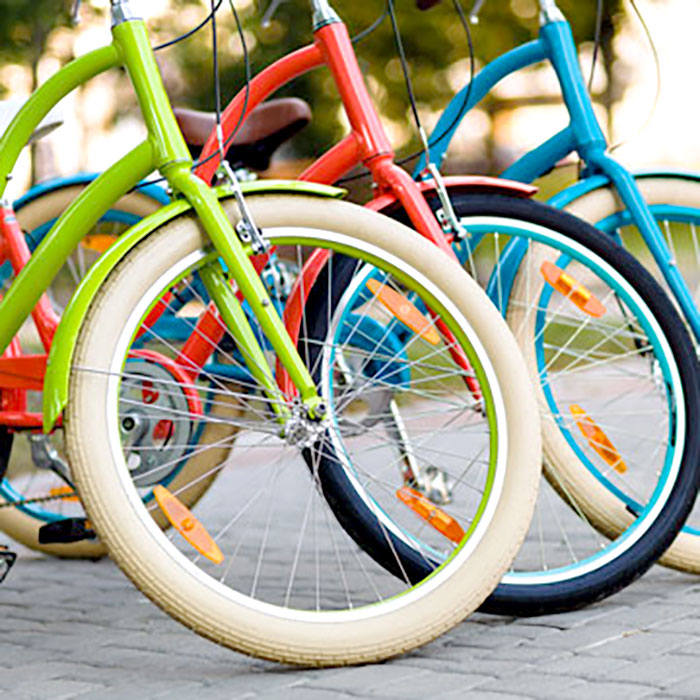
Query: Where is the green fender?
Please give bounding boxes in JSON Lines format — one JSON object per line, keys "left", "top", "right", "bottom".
{"left": 42, "top": 179, "right": 345, "bottom": 431}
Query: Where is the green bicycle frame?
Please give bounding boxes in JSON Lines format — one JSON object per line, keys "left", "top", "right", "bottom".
{"left": 0, "top": 4, "right": 323, "bottom": 426}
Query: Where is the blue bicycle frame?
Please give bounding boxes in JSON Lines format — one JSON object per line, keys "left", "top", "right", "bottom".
{"left": 416, "top": 2, "right": 700, "bottom": 342}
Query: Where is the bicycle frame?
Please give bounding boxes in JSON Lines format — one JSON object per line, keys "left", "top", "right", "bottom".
{"left": 195, "top": 24, "right": 455, "bottom": 254}
{"left": 0, "top": 0, "right": 324, "bottom": 430}
{"left": 414, "top": 1, "right": 700, "bottom": 341}
{"left": 191, "top": 7, "right": 540, "bottom": 395}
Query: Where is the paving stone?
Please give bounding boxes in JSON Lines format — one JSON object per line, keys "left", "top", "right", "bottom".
{"left": 525, "top": 623, "right": 637, "bottom": 652}
{"left": 578, "top": 630, "right": 698, "bottom": 660}
{"left": 511, "top": 604, "right": 621, "bottom": 630}
{"left": 250, "top": 688, "right": 356, "bottom": 700}
{"left": 395, "top": 651, "right": 533, "bottom": 678}
{"left": 3, "top": 524, "right": 700, "bottom": 697}
{"left": 474, "top": 671, "right": 587, "bottom": 697}
{"left": 475, "top": 642, "right": 564, "bottom": 664}
{"left": 669, "top": 639, "right": 700, "bottom": 657}
{"left": 532, "top": 652, "right": 633, "bottom": 679}
{"left": 662, "top": 674, "right": 700, "bottom": 698}
{"left": 583, "top": 602, "right": 691, "bottom": 630}
{"left": 14, "top": 679, "right": 103, "bottom": 699}
{"left": 297, "top": 663, "right": 426, "bottom": 694}
{"left": 651, "top": 616, "right": 700, "bottom": 635}
{"left": 557, "top": 680, "right": 657, "bottom": 700}
{"left": 445, "top": 693, "right": 531, "bottom": 700}
{"left": 348, "top": 669, "right": 492, "bottom": 697}
{"left": 604, "top": 654, "right": 700, "bottom": 688}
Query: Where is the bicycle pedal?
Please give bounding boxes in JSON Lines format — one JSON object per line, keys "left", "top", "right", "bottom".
{"left": 38, "top": 518, "right": 96, "bottom": 545}
{"left": 0, "top": 545, "right": 17, "bottom": 583}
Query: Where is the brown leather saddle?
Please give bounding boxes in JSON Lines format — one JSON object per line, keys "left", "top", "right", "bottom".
{"left": 174, "top": 97, "right": 312, "bottom": 171}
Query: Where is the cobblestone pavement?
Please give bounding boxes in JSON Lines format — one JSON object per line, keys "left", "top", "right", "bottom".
{"left": 2, "top": 542, "right": 700, "bottom": 699}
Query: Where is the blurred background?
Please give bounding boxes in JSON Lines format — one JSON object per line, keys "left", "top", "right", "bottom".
{"left": 0, "top": 0, "right": 694, "bottom": 199}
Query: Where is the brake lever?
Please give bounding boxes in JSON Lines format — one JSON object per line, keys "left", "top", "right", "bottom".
{"left": 469, "top": 0, "right": 486, "bottom": 24}
{"left": 71, "top": 0, "right": 83, "bottom": 26}
{"left": 261, "top": 0, "right": 287, "bottom": 27}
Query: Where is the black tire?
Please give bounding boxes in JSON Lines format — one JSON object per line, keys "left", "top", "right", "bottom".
{"left": 308, "top": 192, "right": 700, "bottom": 615}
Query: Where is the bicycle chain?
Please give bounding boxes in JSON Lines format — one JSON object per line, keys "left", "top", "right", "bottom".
{"left": 0, "top": 491, "right": 77, "bottom": 508}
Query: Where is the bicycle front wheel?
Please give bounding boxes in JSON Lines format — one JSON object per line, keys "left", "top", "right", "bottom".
{"left": 64, "top": 194, "right": 540, "bottom": 665}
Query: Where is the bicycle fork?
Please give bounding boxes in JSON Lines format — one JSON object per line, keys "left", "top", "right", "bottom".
{"left": 166, "top": 166, "right": 326, "bottom": 427}
{"left": 113, "top": 12, "right": 326, "bottom": 428}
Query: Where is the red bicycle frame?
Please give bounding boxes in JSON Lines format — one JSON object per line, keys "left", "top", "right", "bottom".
{"left": 0, "top": 13, "right": 533, "bottom": 428}
{"left": 0, "top": 206, "right": 57, "bottom": 427}
{"left": 196, "top": 23, "right": 456, "bottom": 250}
{"left": 192, "top": 19, "right": 530, "bottom": 395}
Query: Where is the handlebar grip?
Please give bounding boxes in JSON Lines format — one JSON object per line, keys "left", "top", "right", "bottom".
{"left": 416, "top": 0, "right": 443, "bottom": 10}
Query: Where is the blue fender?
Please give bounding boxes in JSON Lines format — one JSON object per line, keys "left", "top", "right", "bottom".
{"left": 14, "top": 172, "right": 171, "bottom": 211}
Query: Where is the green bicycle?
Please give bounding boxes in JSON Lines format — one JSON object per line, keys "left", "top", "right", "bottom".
{"left": 0, "top": 0, "right": 543, "bottom": 664}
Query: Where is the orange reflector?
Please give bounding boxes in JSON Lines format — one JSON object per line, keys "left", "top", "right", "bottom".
{"left": 396, "top": 486, "right": 465, "bottom": 543}
{"left": 570, "top": 404, "right": 627, "bottom": 474}
{"left": 153, "top": 485, "right": 224, "bottom": 564}
{"left": 540, "top": 261, "right": 606, "bottom": 318}
{"left": 81, "top": 234, "right": 118, "bottom": 254}
{"left": 49, "top": 486, "right": 79, "bottom": 502}
{"left": 366, "top": 279, "right": 440, "bottom": 345}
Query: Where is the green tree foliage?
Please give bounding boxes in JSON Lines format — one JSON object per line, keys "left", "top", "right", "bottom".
{"left": 160, "top": 0, "right": 625, "bottom": 158}
{"left": 0, "top": 0, "right": 72, "bottom": 91}
{"left": 0, "top": 0, "right": 627, "bottom": 163}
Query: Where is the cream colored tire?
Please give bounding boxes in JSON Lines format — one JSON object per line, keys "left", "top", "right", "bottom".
{"left": 562, "top": 175, "right": 700, "bottom": 573}
{"left": 0, "top": 186, "right": 239, "bottom": 557}
{"left": 507, "top": 243, "right": 637, "bottom": 541}
{"left": 65, "top": 194, "right": 541, "bottom": 665}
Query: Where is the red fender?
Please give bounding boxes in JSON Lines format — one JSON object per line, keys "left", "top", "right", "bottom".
{"left": 365, "top": 175, "right": 536, "bottom": 213}
{"left": 277, "top": 176, "right": 536, "bottom": 395}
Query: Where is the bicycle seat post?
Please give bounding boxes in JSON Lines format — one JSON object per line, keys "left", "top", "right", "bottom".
{"left": 309, "top": 0, "right": 341, "bottom": 30}
{"left": 111, "top": 0, "right": 141, "bottom": 27}
{"left": 539, "top": 0, "right": 564, "bottom": 24}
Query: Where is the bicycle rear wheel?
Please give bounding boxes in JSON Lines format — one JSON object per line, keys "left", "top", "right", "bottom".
{"left": 380, "top": 193, "right": 700, "bottom": 614}
{"left": 65, "top": 194, "right": 540, "bottom": 665}
{"left": 564, "top": 174, "right": 700, "bottom": 573}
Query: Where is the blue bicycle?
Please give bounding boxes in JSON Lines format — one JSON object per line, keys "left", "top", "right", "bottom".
{"left": 413, "top": 0, "right": 700, "bottom": 576}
